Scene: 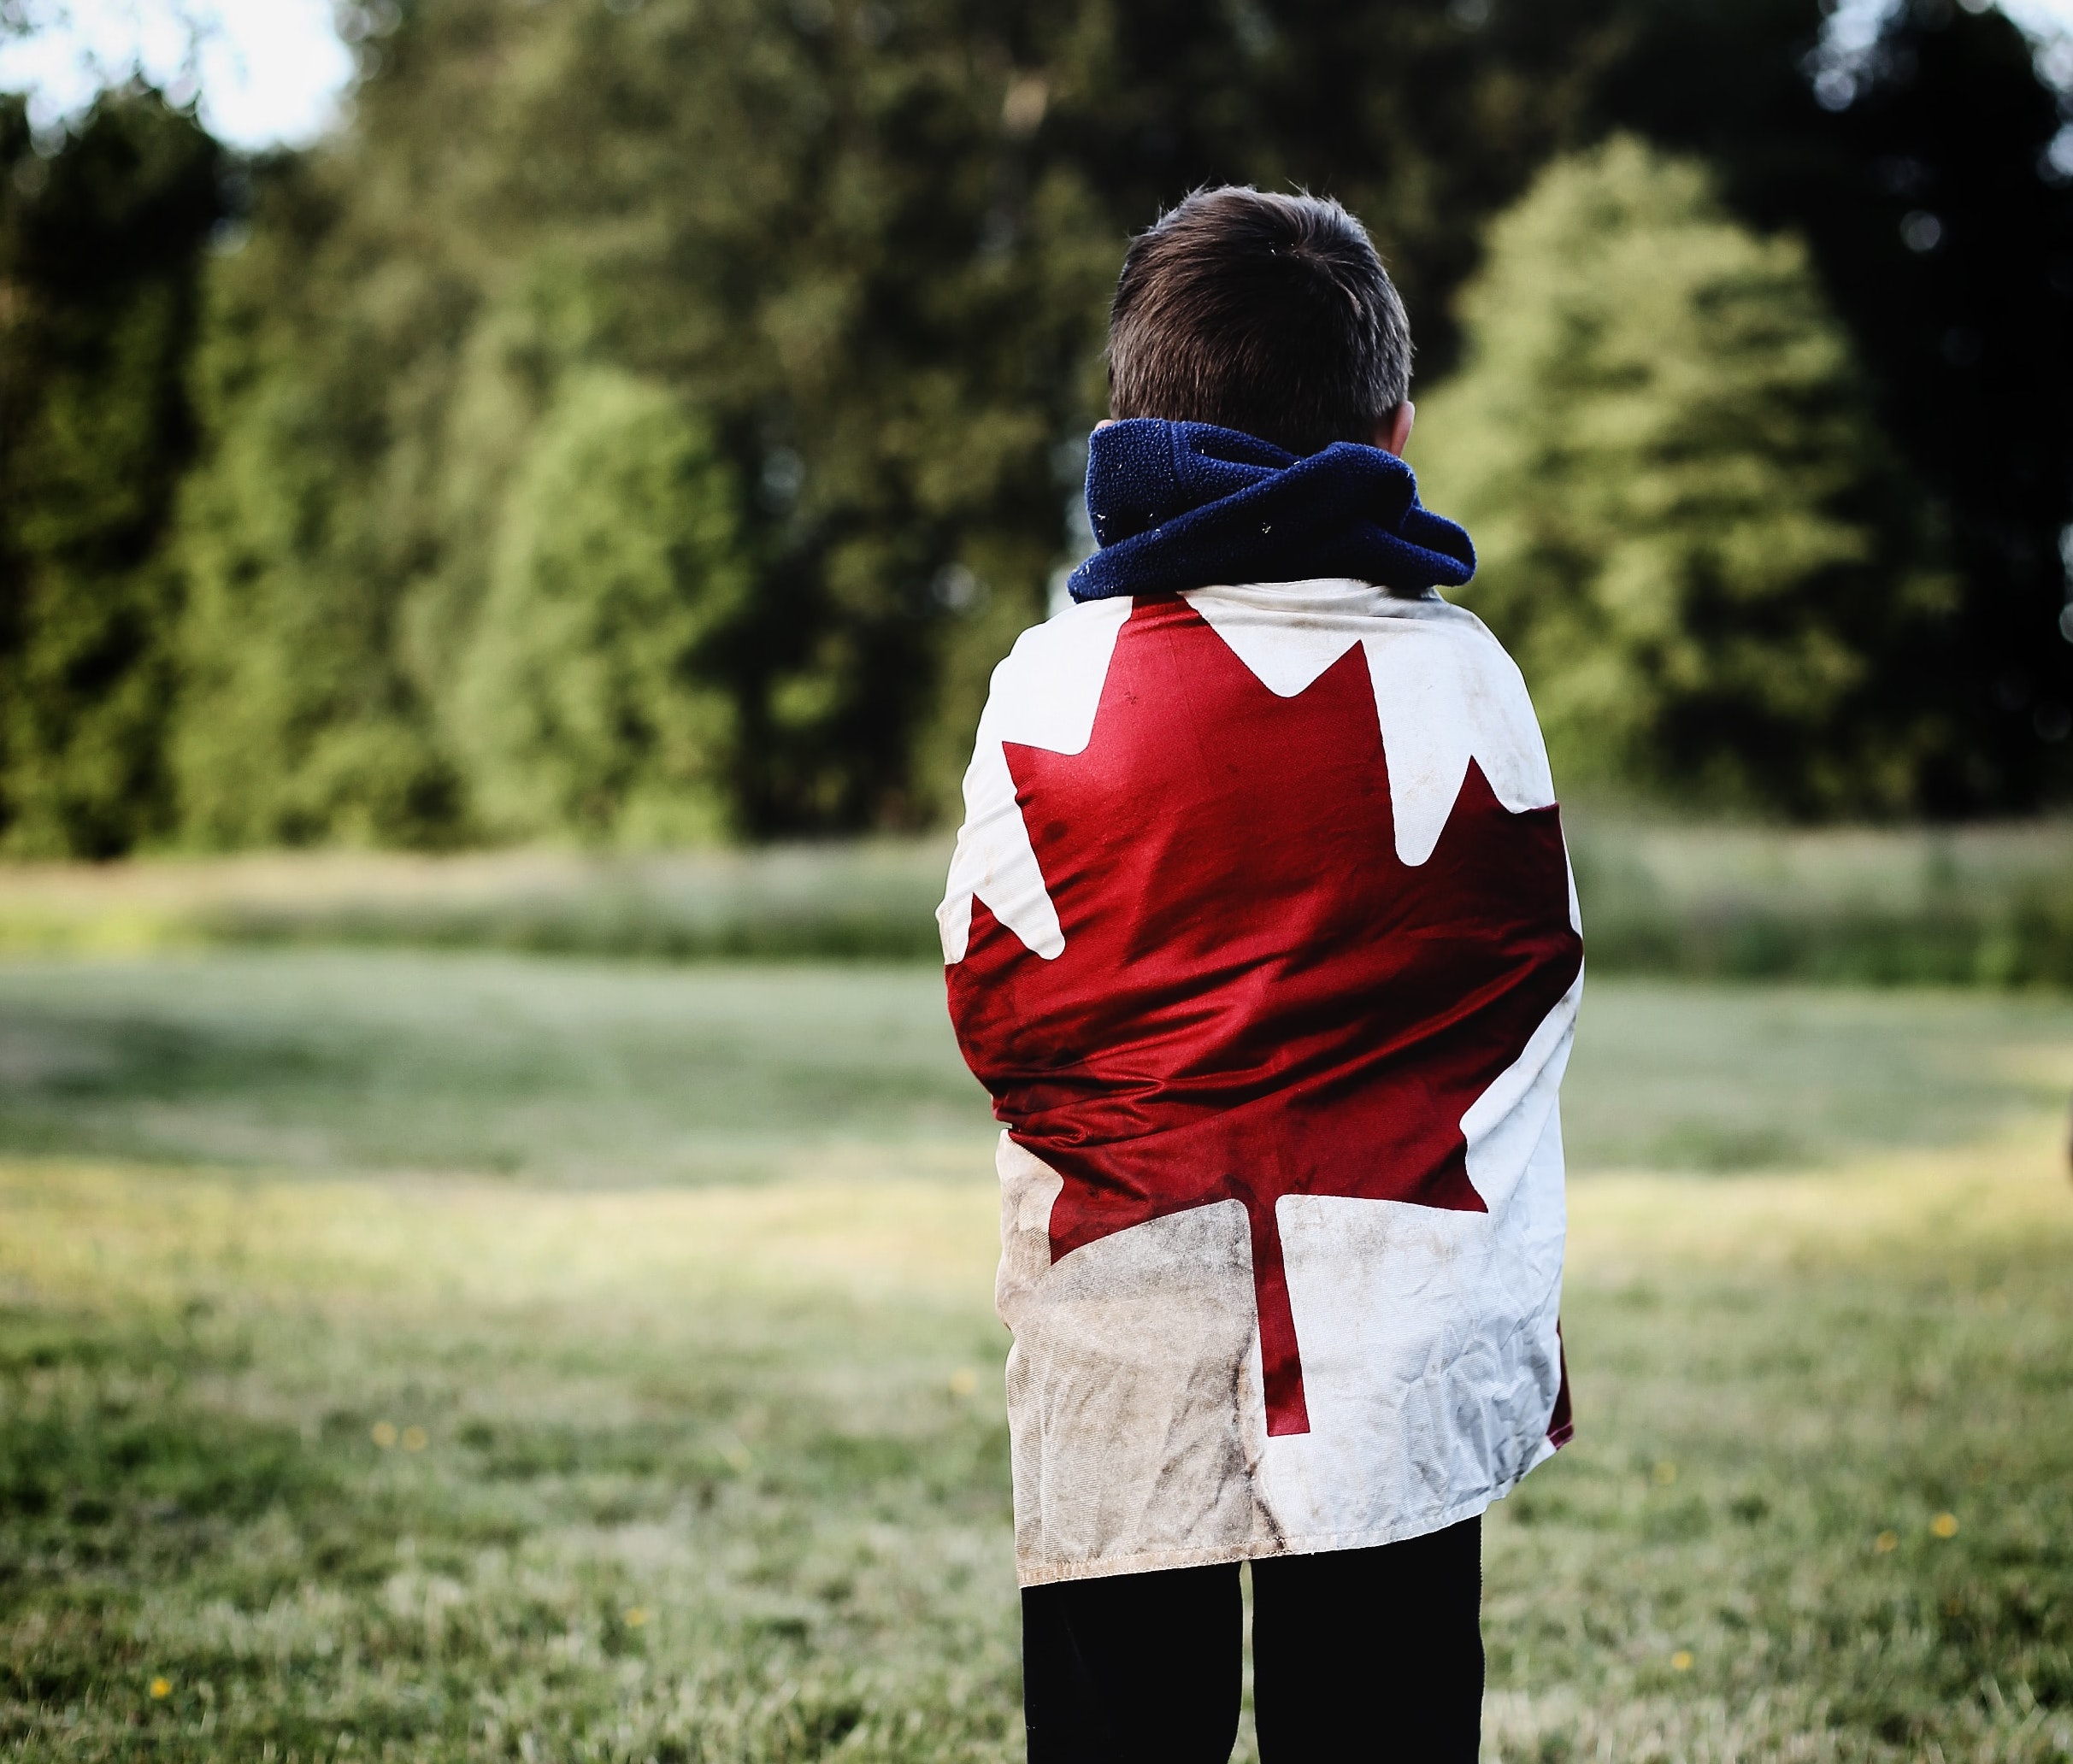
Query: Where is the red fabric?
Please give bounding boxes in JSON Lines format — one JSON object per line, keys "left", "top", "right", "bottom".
{"left": 1547, "top": 1326, "right": 1575, "bottom": 1449}
{"left": 949, "top": 598, "right": 1581, "bottom": 1434}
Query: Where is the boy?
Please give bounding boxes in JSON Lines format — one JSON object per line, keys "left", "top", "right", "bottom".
{"left": 939, "top": 187, "right": 1582, "bottom": 1762}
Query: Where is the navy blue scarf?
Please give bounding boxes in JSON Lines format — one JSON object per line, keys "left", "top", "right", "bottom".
{"left": 1066, "top": 420, "right": 1475, "bottom": 604}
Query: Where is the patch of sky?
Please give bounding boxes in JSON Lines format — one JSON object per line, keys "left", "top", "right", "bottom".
{"left": 0, "top": 0, "right": 356, "bottom": 149}
{"left": 3, "top": 0, "right": 2070, "bottom": 152}
{"left": 1813, "top": 0, "right": 2073, "bottom": 113}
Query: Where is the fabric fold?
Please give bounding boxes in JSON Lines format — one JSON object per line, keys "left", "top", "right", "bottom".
{"left": 1069, "top": 419, "right": 1476, "bottom": 603}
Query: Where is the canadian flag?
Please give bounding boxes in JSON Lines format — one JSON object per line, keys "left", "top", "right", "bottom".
{"left": 941, "top": 579, "right": 1581, "bottom": 1587}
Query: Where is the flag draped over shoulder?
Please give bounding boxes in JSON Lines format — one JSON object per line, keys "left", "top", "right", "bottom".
{"left": 941, "top": 424, "right": 1582, "bottom": 1587}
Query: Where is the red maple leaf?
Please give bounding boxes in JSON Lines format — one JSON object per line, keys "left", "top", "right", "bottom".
{"left": 949, "top": 597, "right": 1582, "bottom": 1437}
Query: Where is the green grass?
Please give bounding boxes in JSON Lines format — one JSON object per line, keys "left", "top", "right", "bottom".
{"left": 0, "top": 953, "right": 2066, "bottom": 1179}
{"left": 5, "top": 819, "right": 2073, "bottom": 984}
{"left": 1564, "top": 814, "right": 2073, "bottom": 987}
{"left": 0, "top": 954, "right": 988, "bottom": 1184}
{"left": 1490, "top": 1154, "right": 2073, "bottom": 1763}
{"left": 1, "top": 953, "right": 2071, "bottom": 1760}
{"left": 0, "top": 1167, "right": 1016, "bottom": 1762}
{"left": 0, "top": 848, "right": 955, "bottom": 964}
{"left": 1557, "top": 982, "right": 2073, "bottom": 1170}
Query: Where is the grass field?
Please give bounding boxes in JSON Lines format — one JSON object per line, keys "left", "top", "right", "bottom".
{"left": 1, "top": 953, "right": 2070, "bottom": 1761}
{"left": 3, "top": 817, "right": 2073, "bottom": 984}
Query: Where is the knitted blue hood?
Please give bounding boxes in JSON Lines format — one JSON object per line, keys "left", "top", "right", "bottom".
{"left": 1066, "top": 420, "right": 1476, "bottom": 604}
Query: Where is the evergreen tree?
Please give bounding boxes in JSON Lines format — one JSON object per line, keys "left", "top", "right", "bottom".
{"left": 172, "top": 146, "right": 464, "bottom": 848}
{"left": 1592, "top": 0, "right": 2073, "bottom": 807}
{"left": 1417, "top": 137, "right": 1956, "bottom": 816}
{"left": 455, "top": 369, "right": 749, "bottom": 844}
{"left": 0, "top": 90, "right": 220, "bottom": 856}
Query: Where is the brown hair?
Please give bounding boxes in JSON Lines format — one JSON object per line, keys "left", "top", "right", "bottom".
{"left": 1106, "top": 187, "right": 1412, "bottom": 458}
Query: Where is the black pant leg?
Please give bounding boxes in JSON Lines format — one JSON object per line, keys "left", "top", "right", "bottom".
{"left": 1250, "top": 1515, "right": 1485, "bottom": 1764}
{"left": 1022, "top": 1561, "right": 1244, "bottom": 1764}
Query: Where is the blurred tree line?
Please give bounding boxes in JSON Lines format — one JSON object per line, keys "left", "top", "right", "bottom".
{"left": 1, "top": 0, "right": 2069, "bottom": 855}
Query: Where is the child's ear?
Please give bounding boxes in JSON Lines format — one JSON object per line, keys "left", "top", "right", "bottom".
{"left": 1374, "top": 402, "right": 1415, "bottom": 458}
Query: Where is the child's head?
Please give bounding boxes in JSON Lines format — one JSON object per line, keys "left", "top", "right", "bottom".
{"left": 1106, "top": 187, "right": 1412, "bottom": 459}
